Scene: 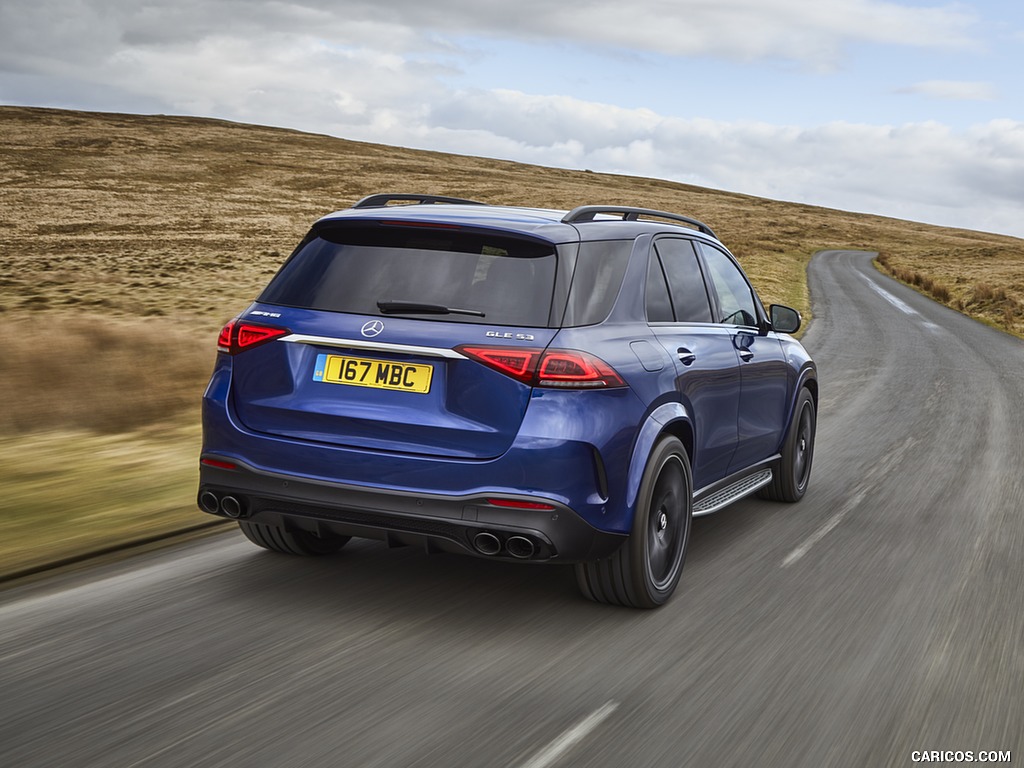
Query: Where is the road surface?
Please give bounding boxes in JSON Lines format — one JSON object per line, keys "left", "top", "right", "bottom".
{"left": 2, "top": 251, "right": 1021, "bottom": 767}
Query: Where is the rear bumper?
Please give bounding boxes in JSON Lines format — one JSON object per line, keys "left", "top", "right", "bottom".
{"left": 198, "top": 459, "right": 625, "bottom": 563}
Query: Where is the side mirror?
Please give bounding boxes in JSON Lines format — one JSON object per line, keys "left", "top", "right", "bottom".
{"left": 769, "top": 304, "right": 801, "bottom": 334}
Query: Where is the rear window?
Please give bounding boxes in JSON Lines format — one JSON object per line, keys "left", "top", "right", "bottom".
{"left": 259, "top": 224, "right": 557, "bottom": 327}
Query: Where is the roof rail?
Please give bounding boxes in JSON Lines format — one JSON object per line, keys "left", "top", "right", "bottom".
{"left": 562, "top": 206, "right": 717, "bottom": 239}
{"left": 352, "top": 193, "right": 487, "bottom": 209}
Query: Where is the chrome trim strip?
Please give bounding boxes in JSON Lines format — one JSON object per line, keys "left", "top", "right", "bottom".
{"left": 280, "top": 333, "right": 466, "bottom": 359}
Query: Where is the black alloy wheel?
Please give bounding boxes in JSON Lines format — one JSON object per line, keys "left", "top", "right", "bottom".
{"left": 759, "top": 387, "right": 816, "bottom": 502}
{"left": 575, "top": 436, "right": 693, "bottom": 608}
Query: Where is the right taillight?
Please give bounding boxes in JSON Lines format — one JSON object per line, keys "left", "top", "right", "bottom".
{"left": 536, "top": 350, "right": 624, "bottom": 388}
{"left": 456, "top": 346, "right": 624, "bottom": 389}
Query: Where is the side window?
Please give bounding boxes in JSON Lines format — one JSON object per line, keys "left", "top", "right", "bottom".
{"left": 698, "top": 243, "right": 758, "bottom": 327}
{"left": 645, "top": 250, "right": 674, "bottom": 323}
{"left": 655, "top": 239, "right": 713, "bottom": 323}
{"left": 562, "top": 240, "right": 632, "bottom": 326}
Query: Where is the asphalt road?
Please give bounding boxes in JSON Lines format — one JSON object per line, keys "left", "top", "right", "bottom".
{"left": 2, "top": 251, "right": 1021, "bottom": 768}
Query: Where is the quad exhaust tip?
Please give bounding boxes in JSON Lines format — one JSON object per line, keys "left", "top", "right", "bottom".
{"left": 220, "top": 496, "right": 243, "bottom": 519}
{"left": 199, "top": 491, "right": 220, "bottom": 514}
{"left": 473, "top": 532, "right": 502, "bottom": 556}
{"left": 506, "top": 536, "right": 536, "bottom": 559}
{"left": 472, "top": 532, "right": 538, "bottom": 559}
{"left": 199, "top": 491, "right": 247, "bottom": 519}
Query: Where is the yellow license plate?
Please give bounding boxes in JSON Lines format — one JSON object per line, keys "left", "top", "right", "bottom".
{"left": 313, "top": 353, "right": 433, "bottom": 394}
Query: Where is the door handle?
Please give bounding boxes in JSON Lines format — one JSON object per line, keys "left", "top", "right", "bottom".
{"left": 734, "top": 333, "right": 754, "bottom": 362}
{"left": 677, "top": 348, "right": 697, "bottom": 366}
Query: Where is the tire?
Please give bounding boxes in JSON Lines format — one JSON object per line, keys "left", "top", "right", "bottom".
{"left": 238, "top": 520, "right": 350, "bottom": 556}
{"left": 759, "top": 387, "right": 816, "bottom": 502}
{"left": 575, "top": 436, "right": 692, "bottom": 608}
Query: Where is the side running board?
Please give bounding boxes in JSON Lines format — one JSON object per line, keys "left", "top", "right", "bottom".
{"left": 693, "top": 469, "right": 773, "bottom": 517}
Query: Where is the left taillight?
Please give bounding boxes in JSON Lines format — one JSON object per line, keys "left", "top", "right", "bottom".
{"left": 217, "top": 320, "right": 288, "bottom": 355}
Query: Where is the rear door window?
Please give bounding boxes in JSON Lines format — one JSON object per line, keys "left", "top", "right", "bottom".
{"left": 260, "top": 224, "right": 557, "bottom": 327}
{"left": 645, "top": 249, "right": 674, "bottom": 323}
{"left": 654, "top": 238, "right": 714, "bottom": 323}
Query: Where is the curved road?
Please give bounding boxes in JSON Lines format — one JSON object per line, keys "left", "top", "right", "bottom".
{"left": 2, "top": 251, "right": 1022, "bottom": 767}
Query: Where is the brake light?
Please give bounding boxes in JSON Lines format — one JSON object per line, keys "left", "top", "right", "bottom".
{"left": 380, "top": 221, "right": 462, "bottom": 230}
{"left": 456, "top": 346, "right": 624, "bottom": 388}
{"left": 217, "top": 320, "right": 289, "bottom": 355}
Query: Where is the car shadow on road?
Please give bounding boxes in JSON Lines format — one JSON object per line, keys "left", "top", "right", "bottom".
{"left": 206, "top": 496, "right": 778, "bottom": 628}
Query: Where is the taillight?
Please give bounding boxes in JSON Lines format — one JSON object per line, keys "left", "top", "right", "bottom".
{"left": 456, "top": 346, "right": 540, "bottom": 384}
{"left": 456, "top": 346, "right": 625, "bottom": 389}
{"left": 217, "top": 322, "right": 234, "bottom": 352}
{"left": 217, "top": 320, "right": 289, "bottom": 355}
{"left": 536, "top": 350, "right": 624, "bottom": 388}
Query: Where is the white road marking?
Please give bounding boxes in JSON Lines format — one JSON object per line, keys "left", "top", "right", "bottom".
{"left": 516, "top": 701, "right": 619, "bottom": 768}
{"left": 782, "top": 488, "right": 866, "bottom": 567}
{"left": 862, "top": 277, "right": 917, "bottom": 315}
{"left": 783, "top": 436, "right": 919, "bottom": 568}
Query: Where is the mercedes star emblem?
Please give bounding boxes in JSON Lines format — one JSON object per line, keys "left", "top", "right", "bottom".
{"left": 361, "top": 319, "right": 385, "bottom": 338}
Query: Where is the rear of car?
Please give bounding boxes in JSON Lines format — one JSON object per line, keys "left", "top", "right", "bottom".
{"left": 200, "top": 201, "right": 639, "bottom": 566}
{"left": 199, "top": 195, "right": 817, "bottom": 608}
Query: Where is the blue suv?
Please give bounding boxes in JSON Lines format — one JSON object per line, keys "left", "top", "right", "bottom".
{"left": 199, "top": 194, "right": 817, "bottom": 607}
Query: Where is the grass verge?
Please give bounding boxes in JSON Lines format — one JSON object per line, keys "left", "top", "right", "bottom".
{"left": 876, "top": 250, "right": 1024, "bottom": 337}
{"left": 0, "top": 420, "right": 217, "bottom": 580}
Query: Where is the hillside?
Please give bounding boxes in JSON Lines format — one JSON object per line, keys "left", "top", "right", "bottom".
{"left": 3, "top": 105, "right": 1023, "bottom": 577}
{"left": 3, "top": 105, "right": 1023, "bottom": 433}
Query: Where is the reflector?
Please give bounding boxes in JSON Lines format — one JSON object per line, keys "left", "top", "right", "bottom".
{"left": 485, "top": 498, "right": 557, "bottom": 511}
{"left": 201, "top": 457, "right": 237, "bottom": 470}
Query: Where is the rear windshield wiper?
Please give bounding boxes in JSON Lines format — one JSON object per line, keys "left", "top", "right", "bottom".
{"left": 377, "top": 300, "right": 485, "bottom": 318}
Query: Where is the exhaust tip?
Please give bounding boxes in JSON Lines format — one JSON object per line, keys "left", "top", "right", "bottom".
{"left": 473, "top": 532, "right": 501, "bottom": 556}
{"left": 506, "top": 536, "right": 536, "bottom": 560}
{"left": 199, "top": 491, "right": 220, "bottom": 514}
{"left": 220, "top": 495, "right": 244, "bottom": 519}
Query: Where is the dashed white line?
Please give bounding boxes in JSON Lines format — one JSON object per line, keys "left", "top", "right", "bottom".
{"left": 782, "top": 488, "right": 867, "bottom": 568}
{"left": 783, "top": 436, "right": 919, "bottom": 568}
{"left": 516, "top": 701, "right": 619, "bottom": 768}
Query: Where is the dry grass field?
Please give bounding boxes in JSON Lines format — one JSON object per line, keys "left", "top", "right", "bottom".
{"left": 2, "top": 105, "right": 1022, "bottom": 576}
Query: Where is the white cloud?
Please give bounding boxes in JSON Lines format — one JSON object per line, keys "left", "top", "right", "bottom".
{"left": 404, "top": 92, "right": 1024, "bottom": 235}
{"left": 101, "top": 35, "right": 446, "bottom": 127}
{"left": 0, "top": 0, "right": 1017, "bottom": 237}
{"left": 0, "top": 0, "right": 978, "bottom": 73}
{"left": 896, "top": 80, "right": 998, "bottom": 101}
{"left": 334, "top": 0, "right": 978, "bottom": 68}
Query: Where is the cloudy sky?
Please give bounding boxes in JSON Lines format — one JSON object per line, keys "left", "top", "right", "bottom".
{"left": 2, "top": 0, "right": 1022, "bottom": 236}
